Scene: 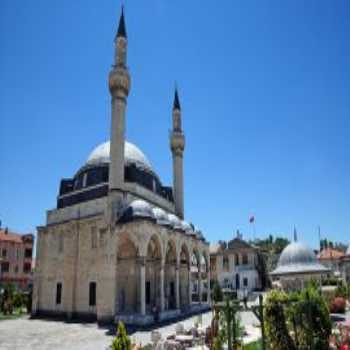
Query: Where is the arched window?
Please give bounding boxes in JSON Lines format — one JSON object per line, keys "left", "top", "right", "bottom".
{"left": 223, "top": 256, "right": 229, "bottom": 271}
{"left": 235, "top": 254, "right": 239, "bottom": 266}
{"left": 242, "top": 253, "right": 248, "bottom": 265}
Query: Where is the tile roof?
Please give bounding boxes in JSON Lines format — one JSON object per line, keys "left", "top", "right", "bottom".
{"left": 317, "top": 248, "right": 345, "bottom": 260}
{"left": 0, "top": 229, "right": 31, "bottom": 244}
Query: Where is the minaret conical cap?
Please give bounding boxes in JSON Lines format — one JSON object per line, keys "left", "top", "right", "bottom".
{"left": 173, "top": 88, "right": 181, "bottom": 110}
{"left": 116, "top": 6, "right": 127, "bottom": 39}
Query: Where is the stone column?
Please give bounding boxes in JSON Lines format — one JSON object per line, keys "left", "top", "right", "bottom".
{"left": 198, "top": 265, "right": 202, "bottom": 303}
{"left": 160, "top": 262, "right": 165, "bottom": 312}
{"left": 207, "top": 268, "right": 211, "bottom": 304}
{"left": 176, "top": 263, "right": 180, "bottom": 309}
{"left": 140, "top": 257, "right": 146, "bottom": 315}
{"left": 188, "top": 264, "right": 192, "bottom": 306}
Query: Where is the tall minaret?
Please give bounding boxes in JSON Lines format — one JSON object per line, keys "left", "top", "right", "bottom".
{"left": 170, "top": 88, "right": 185, "bottom": 219}
{"left": 108, "top": 7, "right": 130, "bottom": 194}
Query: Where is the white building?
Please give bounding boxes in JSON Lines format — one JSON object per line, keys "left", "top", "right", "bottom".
{"left": 209, "top": 236, "right": 262, "bottom": 298}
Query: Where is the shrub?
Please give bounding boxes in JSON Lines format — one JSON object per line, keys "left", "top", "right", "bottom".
{"left": 264, "top": 290, "right": 296, "bottom": 350}
{"left": 330, "top": 297, "right": 346, "bottom": 313}
{"left": 264, "top": 285, "right": 332, "bottom": 350}
{"left": 111, "top": 322, "right": 131, "bottom": 350}
{"left": 212, "top": 281, "right": 223, "bottom": 303}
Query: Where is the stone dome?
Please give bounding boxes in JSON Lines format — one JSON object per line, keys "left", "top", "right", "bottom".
{"left": 181, "top": 221, "right": 194, "bottom": 234}
{"left": 119, "top": 199, "right": 155, "bottom": 223}
{"left": 86, "top": 140, "right": 153, "bottom": 173}
{"left": 167, "top": 214, "right": 183, "bottom": 230}
{"left": 153, "top": 207, "right": 171, "bottom": 226}
{"left": 271, "top": 241, "right": 329, "bottom": 276}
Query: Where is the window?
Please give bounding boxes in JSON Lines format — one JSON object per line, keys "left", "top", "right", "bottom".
{"left": 91, "top": 227, "right": 97, "bottom": 249}
{"left": 235, "top": 254, "right": 239, "bottom": 266}
{"left": 1, "top": 262, "right": 9, "bottom": 273}
{"left": 82, "top": 173, "right": 88, "bottom": 188}
{"left": 23, "top": 262, "right": 31, "bottom": 273}
{"left": 2, "top": 249, "right": 7, "bottom": 258}
{"left": 16, "top": 248, "right": 20, "bottom": 260}
{"left": 25, "top": 248, "right": 32, "bottom": 259}
{"left": 58, "top": 234, "right": 64, "bottom": 253}
{"left": 56, "top": 283, "right": 62, "bottom": 305}
{"left": 210, "top": 257, "right": 216, "bottom": 272}
{"left": 15, "top": 265, "right": 19, "bottom": 273}
{"left": 243, "top": 277, "right": 248, "bottom": 287}
{"left": 242, "top": 253, "right": 248, "bottom": 265}
{"left": 89, "top": 282, "right": 96, "bottom": 306}
{"left": 223, "top": 256, "right": 229, "bottom": 271}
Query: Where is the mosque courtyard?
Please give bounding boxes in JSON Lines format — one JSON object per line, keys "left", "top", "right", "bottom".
{"left": 0, "top": 310, "right": 261, "bottom": 350}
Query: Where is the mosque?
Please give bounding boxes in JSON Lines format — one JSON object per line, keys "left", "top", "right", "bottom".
{"left": 32, "top": 8, "right": 210, "bottom": 324}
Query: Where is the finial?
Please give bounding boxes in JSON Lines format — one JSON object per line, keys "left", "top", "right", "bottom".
{"left": 293, "top": 226, "right": 298, "bottom": 242}
{"left": 173, "top": 85, "right": 181, "bottom": 110}
{"left": 116, "top": 5, "right": 127, "bottom": 39}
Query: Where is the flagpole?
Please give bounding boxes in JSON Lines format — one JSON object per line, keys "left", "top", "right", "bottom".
{"left": 318, "top": 225, "right": 321, "bottom": 251}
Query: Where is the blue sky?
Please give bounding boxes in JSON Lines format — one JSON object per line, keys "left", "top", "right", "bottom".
{"left": 1, "top": 1, "right": 349, "bottom": 249}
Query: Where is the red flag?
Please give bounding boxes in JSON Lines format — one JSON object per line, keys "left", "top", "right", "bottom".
{"left": 249, "top": 216, "right": 255, "bottom": 223}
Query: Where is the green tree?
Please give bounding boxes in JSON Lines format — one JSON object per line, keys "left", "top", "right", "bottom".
{"left": 0, "top": 283, "right": 15, "bottom": 315}
{"left": 264, "top": 290, "right": 296, "bottom": 350}
{"left": 212, "top": 281, "right": 223, "bottom": 303}
{"left": 111, "top": 322, "right": 131, "bottom": 350}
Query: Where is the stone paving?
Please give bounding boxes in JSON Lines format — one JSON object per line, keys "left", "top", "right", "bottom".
{"left": 0, "top": 311, "right": 260, "bottom": 350}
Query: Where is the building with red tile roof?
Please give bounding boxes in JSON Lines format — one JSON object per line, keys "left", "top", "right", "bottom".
{"left": 0, "top": 227, "right": 34, "bottom": 290}
{"left": 317, "top": 248, "right": 345, "bottom": 278}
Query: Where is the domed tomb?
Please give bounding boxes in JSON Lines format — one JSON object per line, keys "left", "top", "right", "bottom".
{"left": 271, "top": 241, "right": 329, "bottom": 276}
{"left": 57, "top": 140, "right": 174, "bottom": 208}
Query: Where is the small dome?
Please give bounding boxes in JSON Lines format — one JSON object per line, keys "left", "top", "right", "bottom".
{"left": 86, "top": 140, "right": 153, "bottom": 173}
{"left": 167, "top": 214, "right": 182, "bottom": 230}
{"left": 271, "top": 241, "right": 329, "bottom": 276}
{"left": 119, "top": 199, "right": 155, "bottom": 223}
{"left": 196, "top": 230, "right": 205, "bottom": 241}
{"left": 181, "top": 221, "right": 194, "bottom": 234}
{"left": 279, "top": 242, "right": 316, "bottom": 266}
{"left": 153, "top": 207, "right": 170, "bottom": 226}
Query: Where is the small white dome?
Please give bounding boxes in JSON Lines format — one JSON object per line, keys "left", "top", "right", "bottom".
{"left": 168, "top": 214, "right": 182, "bottom": 230}
{"left": 278, "top": 242, "right": 316, "bottom": 266}
{"left": 153, "top": 207, "right": 170, "bottom": 226}
{"left": 118, "top": 199, "right": 155, "bottom": 223}
{"left": 181, "top": 221, "right": 194, "bottom": 234}
{"left": 271, "top": 241, "right": 329, "bottom": 275}
{"left": 86, "top": 140, "right": 153, "bottom": 172}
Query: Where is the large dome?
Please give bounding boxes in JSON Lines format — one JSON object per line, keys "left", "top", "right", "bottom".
{"left": 271, "top": 241, "right": 329, "bottom": 275}
{"left": 86, "top": 140, "right": 153, "bottom": 173}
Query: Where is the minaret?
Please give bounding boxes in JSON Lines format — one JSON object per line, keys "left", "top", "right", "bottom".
{"left": 108, "top": 7, "right": 130, "bottom": 193}
{"left": 170, "top": 88, "right": 185, "bottom": 219}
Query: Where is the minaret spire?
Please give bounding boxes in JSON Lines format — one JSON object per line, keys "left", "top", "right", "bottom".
{"left": 170, "top": 86, "right": 185, "bottom": 219}
{"left": 116, "top": 5, "right": 127, "bottom": 39}
{"left": 173, "top": 87, "right": 181, "bottom": 111}
{"left": 293, "top": 226, "right": 298, "bottom": 242}
{"left": 108, "top": 6, "right": 131, "bottom": 222}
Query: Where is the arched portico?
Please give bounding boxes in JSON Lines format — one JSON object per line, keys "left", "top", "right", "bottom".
{"left": 191, "top": 249, "right": 201, "bottom": 302}
{"left": 179, "top": 243, "right": 190, "bottom": 309}
{"left": 200, "top": 251, "right": 210, "bottom": 303}
{"left": 116, "top": 235, "right": 139, "bottom": 314}
{"left": 145, "top": 234, "right": 162, "bottom": 313}
{"left": 164, "top": 239, "right": 177, "bottom": 310}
